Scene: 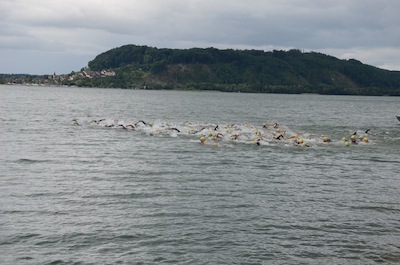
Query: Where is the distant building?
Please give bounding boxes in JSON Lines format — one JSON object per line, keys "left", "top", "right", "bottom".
{"left": 101, "top": 69, "right": 116, "bottom": 77}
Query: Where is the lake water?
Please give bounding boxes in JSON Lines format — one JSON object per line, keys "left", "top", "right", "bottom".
{"left": 1, "top": 84, "right": 400, "bottom": 264}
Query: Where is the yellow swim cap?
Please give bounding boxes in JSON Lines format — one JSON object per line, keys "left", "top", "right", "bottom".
{"left": 342, "top": 137, "right": 347, "bottom": 141}
{"left": 323, "top": 136, "right": 331, "bottom": 142}
{"left": 363, "top": 137, "right": 369, "bottom": 143}
{"left": 344, "top": 141, "right": 350, "bottom": 146}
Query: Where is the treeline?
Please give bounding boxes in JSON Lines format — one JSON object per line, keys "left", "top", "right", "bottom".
{"left": 0, "top": 74, "right": 50, "bottom": 85}
{"left": 86, "top": 45, "right": 400, "bottom": 95}
{"left": 3, "top": 45, "right": 400, "bottom": 96}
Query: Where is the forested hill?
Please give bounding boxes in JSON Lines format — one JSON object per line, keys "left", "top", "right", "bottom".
{"left": 85, "top": 44, "right": 400, "bottom": 95}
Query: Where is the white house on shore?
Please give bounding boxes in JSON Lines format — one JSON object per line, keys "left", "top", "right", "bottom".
{"left": 100, "top": 70, "right": 116, "bottom": 77}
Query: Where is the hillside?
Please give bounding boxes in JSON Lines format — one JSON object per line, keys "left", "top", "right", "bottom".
{"left": 85, "top": 45, "right": 400, "bottom": 95}
{"left": 5, "top": 45, "right": 400, "bottom": 95}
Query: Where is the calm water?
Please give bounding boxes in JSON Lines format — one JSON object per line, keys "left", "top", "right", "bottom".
{"left": 1, "top": 85, "right": 400, "bottom": 264}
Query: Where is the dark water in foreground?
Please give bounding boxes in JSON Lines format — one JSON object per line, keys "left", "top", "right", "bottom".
{"left": 1, "top": 85, "right": 400, "bottom": 264}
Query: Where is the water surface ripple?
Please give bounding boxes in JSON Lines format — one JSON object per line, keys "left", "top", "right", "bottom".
{"left": 1, "top": 85, "right": 400, "bottom": 264}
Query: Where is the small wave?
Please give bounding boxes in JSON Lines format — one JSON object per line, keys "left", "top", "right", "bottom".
{"left": 0, "top": 233, "right": 41, "bottom": 245}
{"left": 17, "top": 256, "right": 34, "bottom": 261}
{"left": 42, "top": 260, "right": 72, "bottom": 265}
{"left": 378, "top": 252, "right": 400, "bottom": 263}
{"left": 369, "top": 158, "right": 400, "bottom": 164}
{"left": 29, "top": 191, "right": 74, "bottom": 198}
{"left": 15, "top": 158, "right": 52, "bottom": 164}
{"left": 350, "top": 205, "right": 400, "bottom": 214}
{"left": 0, "top": 118, "right": 18, "bottom": 122}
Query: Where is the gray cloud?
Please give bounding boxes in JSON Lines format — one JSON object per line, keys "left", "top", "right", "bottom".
{"left": 1, "top": 0, "right": 400, "bottom": 74}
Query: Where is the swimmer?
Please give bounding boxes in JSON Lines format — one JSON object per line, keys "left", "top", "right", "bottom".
{"left": 200, "top": 136, "right": 206, "bottom": 144}
{"left": 119, "top": 124, "right": 135, "bottom": 130}
{"left": 193, "top": 127, "right": 206, "bottom": 134}
{"left": 135, "top": 120, "right": 147, "bottom": 126}
{"left": 90, "top": 118, "right": 105, "bottom": 124}
{"left": 104, "top": 120, "right": 118, "bottom": 127}
{"left": 96, "top": 119, "right": 118, "bottom": 127}
{"left": 214, "top": 125, "right": 219, "bottom": 131}
{"left": 72, "top": 119, "right": 80, "bottom": 126}
{"left": 231, "top": 134, "right": 239, "bottom": 140}
{"left": 263, "top": 123, "right": 278, "bottom": 129}
{"left": 211, "top": 133, "right": 224, "bottom": 141}
{"left": 168, "top": 127, "right": 181, "bottom": 133}
{"left": 149, "top": 129, "right": 161, "bottom": 136}
{"left": 350, "top": 135, "right": 357, "bottom": 144}
{"left": 365, "top": 129, "right": 371, "bottom": 134}
{"left": 322, "top": 136, "right": 331, "bottom": 143}
{"left": 275, "top": 134, "right": 284, "bottom": 140}
{"left": 297, "top": 138, "right": 309, "bottom": 147}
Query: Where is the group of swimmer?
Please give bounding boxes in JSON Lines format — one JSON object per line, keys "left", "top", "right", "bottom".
{"left": 72, "top": 118, "right": 372, "bottom": 148}
{"left": 343, "top": 132, "right": 370, "bottom": 146}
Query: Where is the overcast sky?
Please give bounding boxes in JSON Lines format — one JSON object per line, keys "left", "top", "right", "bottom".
{"left": 1, "top": 0, "right": 400, "bottom": 75}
